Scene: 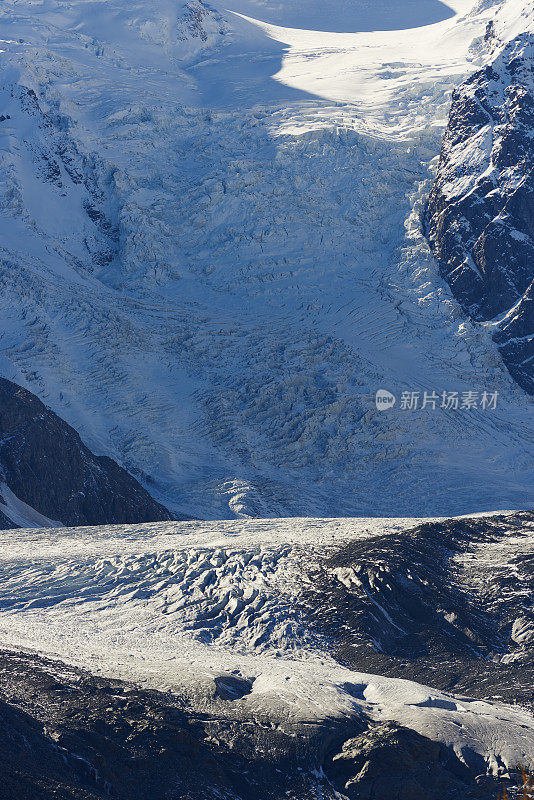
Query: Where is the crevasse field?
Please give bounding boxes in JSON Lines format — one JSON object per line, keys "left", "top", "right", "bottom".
{"left": 2, "top": 515, "right": 534, "bottom": 775}
{"left": 1, "top": 0, "right": 534, "bottom": 792}
{"left": 0, "top": 0, "right": 532, "bottom": 521}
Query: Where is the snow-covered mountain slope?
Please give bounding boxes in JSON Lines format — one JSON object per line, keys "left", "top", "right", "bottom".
{"left": 427, "top": 29, "right": 534, "bottom": 393}
{"left": 0, "top": 0, "right": 532, "bottom": 519}
{"left": 1, "top": 513, "right": 534, "bottom": 789}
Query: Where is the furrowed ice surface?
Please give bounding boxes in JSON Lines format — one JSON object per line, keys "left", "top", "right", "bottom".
{"left": 1, "top": 515, "right": 533, "bottom": 776}
{"left": 0, "top": 0, "right": 532, "bottom": 519}
{"left": 1, "top": 2, "right": 533, "bottom": 796}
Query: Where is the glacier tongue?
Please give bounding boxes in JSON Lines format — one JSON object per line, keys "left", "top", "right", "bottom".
{"left": 1, "top": 515, "right": 534, "bottom": 776}
{"left": 0, "top": 0, "right": 532, "bottom": 519}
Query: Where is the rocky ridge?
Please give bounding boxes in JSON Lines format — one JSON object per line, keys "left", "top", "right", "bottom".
{"left": 303, "top": 511, "right": 534, "bottom": 708}
{"left": 426, "top": 32, "right": 534, "bottom": 393}
{"left": 0, "top": 378, "right": 174, "bottom": 527}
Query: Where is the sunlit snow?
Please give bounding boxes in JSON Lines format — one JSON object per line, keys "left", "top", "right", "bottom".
{"left": 1, "top": 515, "right": 533, "bottom": 773}
{"left": 0, "top": 0, "right": 531, "bottom": 519}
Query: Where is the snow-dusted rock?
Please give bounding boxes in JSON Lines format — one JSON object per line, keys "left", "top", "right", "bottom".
{"left": 426, "top": 32, "right": 534, "bottom": 392}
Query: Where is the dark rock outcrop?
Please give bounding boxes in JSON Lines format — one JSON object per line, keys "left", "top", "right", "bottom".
{"left": 426, "top": 34, "right": 534, "bottom": 393}
{"left": 0, "top": 378, "right": 173, "bottom": 527}
{"left": 325, "top": 722, "right": 488, "bottom": 800}
{"left": 0, "top": 649, "right": 495, "bottom": 800}
{"left": 0, "top": 650, "right": 263, "bottom": 800}
{"left": 0, "top": 505, "right": 16, "bottom": 529}
{"left": 303, "top": 511, "right": 534, "bottom": 708}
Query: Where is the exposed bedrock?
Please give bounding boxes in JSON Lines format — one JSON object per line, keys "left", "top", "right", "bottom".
{"left": 0, "top": 378, "right": 174, "bottom": 527}
{"left": 426, "top": 33, "right": 534, "bottom": 393}
{"left": 303, "top": 511, "right": 534, "bottom": 707}
{"left": 0, "top": 650, "right": 495, "bottom": 800}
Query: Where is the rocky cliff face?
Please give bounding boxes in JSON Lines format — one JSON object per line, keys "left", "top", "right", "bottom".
{"left": 426, "top": 32, "right": 534, "bottom": 393}
{"left": 0, "top": 379, "right": 174, "bottom": 527}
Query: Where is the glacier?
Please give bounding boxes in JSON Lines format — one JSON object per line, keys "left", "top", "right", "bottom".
{"left": 0, "top": 0, "right": 532, "bottom": 520}
{"left": 2, "top": 513, "right": 534, "bottom": 782}
{"left": 0, "top": 2, "right": 533, "bottom": 794}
